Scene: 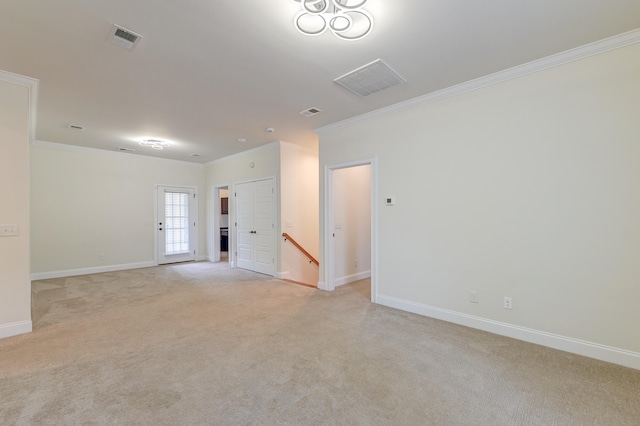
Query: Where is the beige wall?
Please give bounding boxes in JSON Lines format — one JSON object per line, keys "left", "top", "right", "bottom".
{"left": 31, "top": 142, "right": 206, "bottom": 276}
{"left": 0, "top": 72, "right": 35, "bottom": 337}
{"left": 205, "top": 141, "right": 319, "bottom": 283}
{"left": 205, "top": 142, "right": 281, "bottom": 269}
{"left": 280, "top": 141, "right": 319, "bottom": 284}
{"left": 319, "top": 43, "right": 640, "bottom": 367}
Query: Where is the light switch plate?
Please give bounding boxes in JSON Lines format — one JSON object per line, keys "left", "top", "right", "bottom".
{"left": 0, "top": 224, "right": 18, "bottom": 236}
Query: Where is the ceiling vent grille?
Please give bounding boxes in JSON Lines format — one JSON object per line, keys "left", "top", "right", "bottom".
{"left": 119, "top": 147, "right": 136, "bottom": 152}
{"left": 334, "top": 59, "right": 406, "bottom": 97}
{"left": 108, "top": 24, "right": 143, "bottom": 50}
{"left": 300, "top": 107, "right": 323, "bottom": 117}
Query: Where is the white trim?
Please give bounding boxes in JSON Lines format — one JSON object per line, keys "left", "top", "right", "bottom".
{"left": 277, "top": 270, "right": 291, "bottom": 280}
{"left": 31, "top": 140, "right": 207, "bottom": 167}
{"left": 334, "top": 270, "right": 371, "bottom": 287}
{"left": 0, "top": 320, "right": 32, "bottom": 339}
{"left": 204, "top": 140, "right": 281, "bottom": 166}
{"left": 316, "top": 28, "right": 640, "bottom": 136}
{"left": 31, "top": 261, "right": 155, "bottom": 281}
{"left": 377, "top": 294, "right": 640, "bottom": 371}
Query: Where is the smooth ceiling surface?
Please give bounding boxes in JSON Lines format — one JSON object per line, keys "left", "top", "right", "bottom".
{"left": 1, "top": 0, "right": 639, "bottom": 163}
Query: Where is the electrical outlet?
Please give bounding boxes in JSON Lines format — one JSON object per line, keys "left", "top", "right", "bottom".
{"left": 98, "top": 254, "right": 105, "bottom": 261}
{"left": 0, "top": 224, "right": 18, "bottom": 236}
{"left": 504, "top": 297, "right": 513, "bottom": 310}
{"left": 470, "top": 291, "right": 479, "bottom": 303}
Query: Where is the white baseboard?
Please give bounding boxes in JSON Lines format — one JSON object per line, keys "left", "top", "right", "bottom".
{"left": 0, "top": 320, "right": 32, "bottom": 339}
{"left": 31, "top": 261, "right": 156, "bottom": 281}
{"left": 335, "top": 270, "right": 371, "bottom": 287}
{"left": 196, "top": 255, "right": 208, "bottom": 262}
{"left": 276, "top": 271, "right": 291, "bottom": 280}
{"left": 377, "top": 294, "right": 640, "bottom": 371}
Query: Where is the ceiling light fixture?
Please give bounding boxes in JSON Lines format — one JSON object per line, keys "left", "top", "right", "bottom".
{"left": 293, "top": 0, "right": 374, "bottom": 41}
{"left": 139, "top": 139, "right": 169, "bottom": 150}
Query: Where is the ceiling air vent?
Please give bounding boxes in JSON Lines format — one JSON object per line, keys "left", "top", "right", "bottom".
{"left": 108, "top": 24, "right": 143, "bottom": 50}
{"left": 300, "top": 107, "right": 323, "bottom": 117}
{"left": 119, "top": 147, "right": 136, "bottom": 152}
{"left": 334, "top": 59, "right": 406, "bottom": 97}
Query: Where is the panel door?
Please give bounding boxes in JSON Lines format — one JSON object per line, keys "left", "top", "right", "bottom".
{"left": 235, "top": 178, "right": 275, "bottom": 275}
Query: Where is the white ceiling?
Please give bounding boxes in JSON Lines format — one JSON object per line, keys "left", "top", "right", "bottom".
{"left": 1, "top": 0, "right": 639, "bottom": 163}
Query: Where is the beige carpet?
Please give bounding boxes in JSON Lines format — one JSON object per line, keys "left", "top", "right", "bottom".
{"left": 1, "top": 262, "right": 639, "bottom": 425}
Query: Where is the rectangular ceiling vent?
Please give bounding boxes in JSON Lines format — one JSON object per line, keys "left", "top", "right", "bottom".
{"left": 300, "top": 107, "right": 323, "bottom": 117}
{"left": 119, "top": 147, "right": 136, "bottom": 152}
{"left": 334, "top": 59, "right": 406, "bottom": 97}
{"left": 108, "top": 24, "right": 143, "bottom": 50}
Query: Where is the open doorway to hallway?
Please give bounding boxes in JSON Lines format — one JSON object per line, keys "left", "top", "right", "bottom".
{"left": 212, "top": 185, "right": 230, "bottom": 264}
{"left": 325, "top": 160, "right": 376, "bottom": 302}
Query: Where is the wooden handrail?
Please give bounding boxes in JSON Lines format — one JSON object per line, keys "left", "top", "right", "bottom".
{"left": 282, "top": 233, "right": 319, "bottom": 266}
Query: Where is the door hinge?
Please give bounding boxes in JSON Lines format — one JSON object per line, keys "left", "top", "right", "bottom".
{"left": 194, "top": 193, "right": 196, "bottom": 199}
{"left": 194, "top": 222, "right": 196, "bottom": 226}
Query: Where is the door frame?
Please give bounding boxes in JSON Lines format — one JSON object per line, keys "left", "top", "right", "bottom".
{"left": 322, "top": 158, "right": 378, "bottom": 302}
{"left": 154, "top": 184, "right": 198, "bottom": 265}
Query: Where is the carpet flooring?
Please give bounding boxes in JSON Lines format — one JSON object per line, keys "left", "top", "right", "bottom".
{"left": 1, "top": 261, "right": 639, "bottom": 425}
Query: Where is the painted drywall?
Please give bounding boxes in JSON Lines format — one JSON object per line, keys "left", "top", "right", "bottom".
{"left": 280, "top": 141, "right": 319, "bottom": 284}
{"left": 0, "top": 72, "right": 34, "bottom": 337}
{"left": 319, "top": 43, "right": 640, "bottom": 362}
{"left": 205, "top": 142, "right": 281, "bottom": 270}
{"left": 332, "top": 165, "right": 371, "bottom": 286}
{"left": 30, "top": 142, "right": 206, "bottom": 277}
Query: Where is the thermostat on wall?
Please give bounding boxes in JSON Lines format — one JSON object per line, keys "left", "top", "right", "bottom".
{"left": 385, "top": 196, "right": 396, "bottom": 206}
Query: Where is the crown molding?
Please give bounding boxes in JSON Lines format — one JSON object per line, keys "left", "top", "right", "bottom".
{"left": 315, "top": 28, "right": 640, "bottom": 135}
{"left": 31, "top": 140, "right": 206, "bottom": 167}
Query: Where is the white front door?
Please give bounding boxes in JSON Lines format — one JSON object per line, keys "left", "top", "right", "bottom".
{"left": 157, "top": 186, "right": 197, "bottom": 264}
{"left": 236, "top": 178, "right": 275, "bottom": 275}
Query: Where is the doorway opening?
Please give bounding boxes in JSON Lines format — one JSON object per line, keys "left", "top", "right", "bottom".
{"left": 324, "top": 159, "right": 377, "bottom": 302}
{"left": 212, "top": 185, "right": 230, "bottom": 264}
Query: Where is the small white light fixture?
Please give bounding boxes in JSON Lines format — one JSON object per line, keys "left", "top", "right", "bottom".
{"left": 293, "top": 0, "right": 374, "bottom": 41}
{"left": 139, "top": 139, "right": 170, "bottom": 150}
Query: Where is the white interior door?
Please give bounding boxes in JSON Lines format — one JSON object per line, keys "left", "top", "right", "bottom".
{"left": 235, "top": 178, "right": 275, "bottom": 275}
{"left": 157, "top": 186, "right": 197, "bottom": 264}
